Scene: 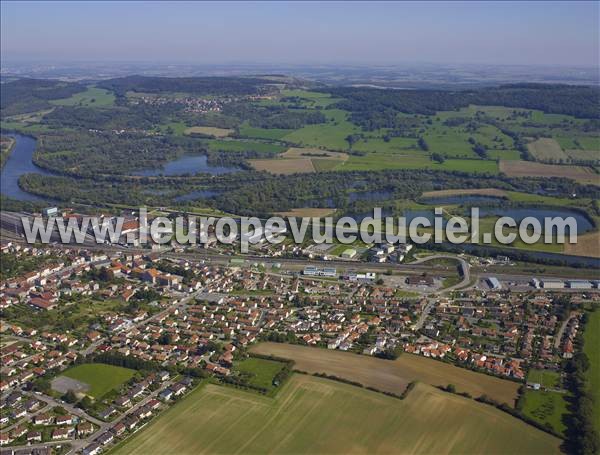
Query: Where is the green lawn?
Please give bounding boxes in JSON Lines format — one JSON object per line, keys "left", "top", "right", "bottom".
{"left": 60, "top": 363, "right": 135, "bottom": 399}
{"left": 112, "top": 374, "right": 560, "bottom": 455}
{"left": 234, "top": 357, "right": 287, "bottom": 393}
{"left": 584, "top": 310, "right": 600, "bottom": 433}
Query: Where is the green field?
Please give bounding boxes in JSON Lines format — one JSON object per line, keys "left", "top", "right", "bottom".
{"left": 584, "top": 310, "right": 600, "bottom": 433}
{"left": 206, "top": 139, "right": 286, "bottom": 154}
{"left": 60, "top": 363, "right": 135, "bottom": 399}
{"left": 238, "top": 122, "right": 294, "bottom": 140}
{"left": 282, "top": 109, "right": 360, "bottom": 150}
{"left": 234, "top": 357, "right": 287, "bottom": 393}
{"left": 50, "top": 86, "right": 116, "bottom": 107}
{"left": 112, "top": 374, "right": 559, "bottom": 455}
{"left": 522, "top": 389, "right": 569, "bottom": 436}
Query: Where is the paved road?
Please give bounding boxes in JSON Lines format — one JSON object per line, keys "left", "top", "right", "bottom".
{"left": 413, "top": 298, "right": 436, "bottom": 331}
{"left": 554, "top": 312, "right": 578, "bottom": 349}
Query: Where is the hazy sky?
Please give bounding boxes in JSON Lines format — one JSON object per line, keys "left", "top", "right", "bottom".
{"left": 1, "top": 1, "right": 598, "bottom": 66}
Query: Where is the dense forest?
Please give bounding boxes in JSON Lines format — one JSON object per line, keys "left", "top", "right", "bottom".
{"left": 96, "top": 75, "right": 277, "bottom": 97}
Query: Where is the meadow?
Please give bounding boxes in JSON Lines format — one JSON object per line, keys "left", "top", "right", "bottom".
{"left": 250, "top": 342, "right": 520, "bottom": 405}
{"left": 59, "top": 363, "right": 135, "bottom": 399}
{"left": 50, "top": 86, "right": 116, "bottom": 107}
{"left": 112, "top": 374, "right": 560, "bottom": 455}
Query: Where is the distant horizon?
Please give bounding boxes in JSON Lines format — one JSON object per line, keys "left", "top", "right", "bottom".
{"left": 1, "top": 1, "right": 598, "bottom": 67}
{"left": 2, "top": 59, "right": 599, "bottom": 69}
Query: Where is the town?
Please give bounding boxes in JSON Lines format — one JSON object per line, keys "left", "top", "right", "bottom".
{"left": 0, "top": 236, "right": 597, "bottom": 454}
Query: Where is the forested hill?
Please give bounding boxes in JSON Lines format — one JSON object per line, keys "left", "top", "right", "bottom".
{"left": 96, "top": 75, "right": 278, "bottom": 97}
{"left": 322, "top": 83, "right": 600, "bottom": 129}
{"left": 0, "top": 78, "right": 85, "bottom": 116}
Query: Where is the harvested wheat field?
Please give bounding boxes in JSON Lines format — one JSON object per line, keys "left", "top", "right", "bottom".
{"left": 276, "top": 207, "right": 337, "bottom": 217}
{"left": 500, "top": 160, "right": 599, "bottom": 184}
{"left": 564, "top": 231, "right": 600, "bottom": 258}
{"left": 421, "top": 188, "right": 509, "bottom": 198}
{"left": 251, "top": 342, "right": 520, "bottom": 405}
{"left": 249, "top": 157, "right": 316, "bottom": 174}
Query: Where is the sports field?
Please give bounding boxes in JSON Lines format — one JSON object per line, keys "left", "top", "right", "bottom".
{"left": 58, "top": 363, "right": 135, "bottom": 399}
{"left": 250, "top": 342, "right": 520, "bottom": 405}
{"left": 112, "top": 374, "right": 559, "bottom": 455}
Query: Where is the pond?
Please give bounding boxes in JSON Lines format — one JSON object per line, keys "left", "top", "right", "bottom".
{"left": 132, "top": 155, "right": 240, "bottom": 176}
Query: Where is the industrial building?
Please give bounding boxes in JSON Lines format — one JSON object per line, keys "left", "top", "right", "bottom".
{"left": 303, "top": 266, "right": 337, "bottom": 277}
{"left": 541, "top": 279, "right": 564, "bottom": 289}
{"left": 487, "top": 277, "right": 502, "bottom": 290}
{"left": 566, "top": 280, "right": 593, "bottom": 289}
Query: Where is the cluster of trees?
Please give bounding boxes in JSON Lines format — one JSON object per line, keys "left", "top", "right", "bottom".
{"left": 34, "top": 129, "right": 196, "bottom": 176}
{"left": 564, "top": 313, "right": 599, "bottom": 455}
{"left": 224, "top": 102, "right": 327, "bottom": 129}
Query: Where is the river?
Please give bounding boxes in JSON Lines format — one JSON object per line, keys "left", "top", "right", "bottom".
{"left": 1, "top": 133, "right": 55, "bottom": 202}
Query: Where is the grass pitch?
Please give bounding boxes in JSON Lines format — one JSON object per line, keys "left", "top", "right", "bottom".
{"left": 59, "top": 363, "right": 135, "bottom": 399}
{"left": 112, "top": 374, "right": 559, "bottom": 455}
